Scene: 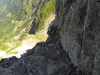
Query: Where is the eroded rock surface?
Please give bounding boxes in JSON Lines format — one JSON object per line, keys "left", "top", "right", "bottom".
{"left": 55, "top": 0, "right": 100, "bottom": 75}
{"left": 0, "top": 0, "right": 100, "bottom": 75}
{"left": 0, "top": 40, "right": 70, "bottom": 75}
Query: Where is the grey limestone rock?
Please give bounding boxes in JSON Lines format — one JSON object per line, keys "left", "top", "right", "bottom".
{"left": 0, "top": 0, "right": 99, "bottom": 75}
{"left": 0, "top": 41, "right": 71, "bottom": 75}
{"left": 55, "top": 0, "right": 100, "bottom": 75}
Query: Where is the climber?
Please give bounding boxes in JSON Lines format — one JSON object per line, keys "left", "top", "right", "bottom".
{"left": 47, "top": 20, "right": 55, "bottom": 36}
{"left": 47, "top": 20, "right": 58, "bottom": 41}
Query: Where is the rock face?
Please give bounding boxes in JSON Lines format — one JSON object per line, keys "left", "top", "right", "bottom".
{"left": 0, "top": 20, "right": 86, "bottom": 75}
{"left": 0, "top": 0, "right": 100, "bottom": 75}
{"left": 0, "top": 41, "right": 71, "bottom": 75}
{"left": 55, "top": 0, "right": 100, "bottom": 75}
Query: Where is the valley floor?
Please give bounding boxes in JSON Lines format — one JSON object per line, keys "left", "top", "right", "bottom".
{"left": 0, "top": 14, "right": 55, "bottom": 59}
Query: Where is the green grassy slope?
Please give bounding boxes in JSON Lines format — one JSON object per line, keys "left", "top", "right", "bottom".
{"left": 37, "top": 0, "right": 55, "bottom": 32}
{"left": 0, "top": 0, "right": 39, "bottom": 51}
{"left": 0, "top": 0, "right": 55, "bottom": 52}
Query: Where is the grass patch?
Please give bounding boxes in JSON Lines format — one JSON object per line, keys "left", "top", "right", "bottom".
{"left": 6, "top": 42, "right": 20, "bottom": 54}
{"left": 35, "top": 34, "right": 45, "bottom": 41}
{"left": 37, "top": 25, "right": 45, "bottom": 32}
{"left": 7, "top": 13, "right": 12, "bottom": 18}
{"left": 0, "top": 0, "right": 40, "bottom": 52}
{"left": 0, "top": 43, "right": 8, "bottom": 51}
{"left": 37, "top": 0, "right": 55, "bottom": 32}
{"left": 25, "top": 3, "right": 32, "bottom": 17}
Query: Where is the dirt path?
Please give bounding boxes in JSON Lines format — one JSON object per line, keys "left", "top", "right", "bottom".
{"left": 2, "top": 14, "right": 55, "bottom": 58}
{"left": 37, "top": 13, "right": 55, "bottom": 37}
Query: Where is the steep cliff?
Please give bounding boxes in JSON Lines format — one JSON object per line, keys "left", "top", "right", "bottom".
{"left": 0, "top": 0, "right": 100, "bottom": 75}
{"left": 55, "top": 0, "right": 100, "bottom": 75}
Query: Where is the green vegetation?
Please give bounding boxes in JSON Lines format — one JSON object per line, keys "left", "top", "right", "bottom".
{"left": 33, "top": 0, "right": 39, "bottom": 6}
{"left": 37, "top": 0, "right": 55, "bottom": 31}
{"left": 35, "top": 34, "right": 47, "bottom": 41}
{"left": 7, "top": 13, "right": 12, "bottom": 18}
{"left": 0, "top": 43, "right": 8, "bottom": 51}
{"left": 6, "top": 42, "right": 20, "bottom": 54}
{"left": 77, "top": 64, "right": 81, "bottom": 67}
{"left": 25, "top": 3, "right": 32, "bottom": 17}
{"left": 0, "top": 20, "right": 14, "bottom": 43}
{"left": 0, "top": 0, "right": 55, "bottom": 52}
{"left": 0, "top": 0, "right": 35, "bottom": 51}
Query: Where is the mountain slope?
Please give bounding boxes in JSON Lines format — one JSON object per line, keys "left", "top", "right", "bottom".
{"left": 2, "top": 13, "right": 55, "bottom": 58}
{"left": 0, "top": 0, "right": 50, "bottom": 51}
{"left": 0, "top": 0, "right": 99, "bottom": 75}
